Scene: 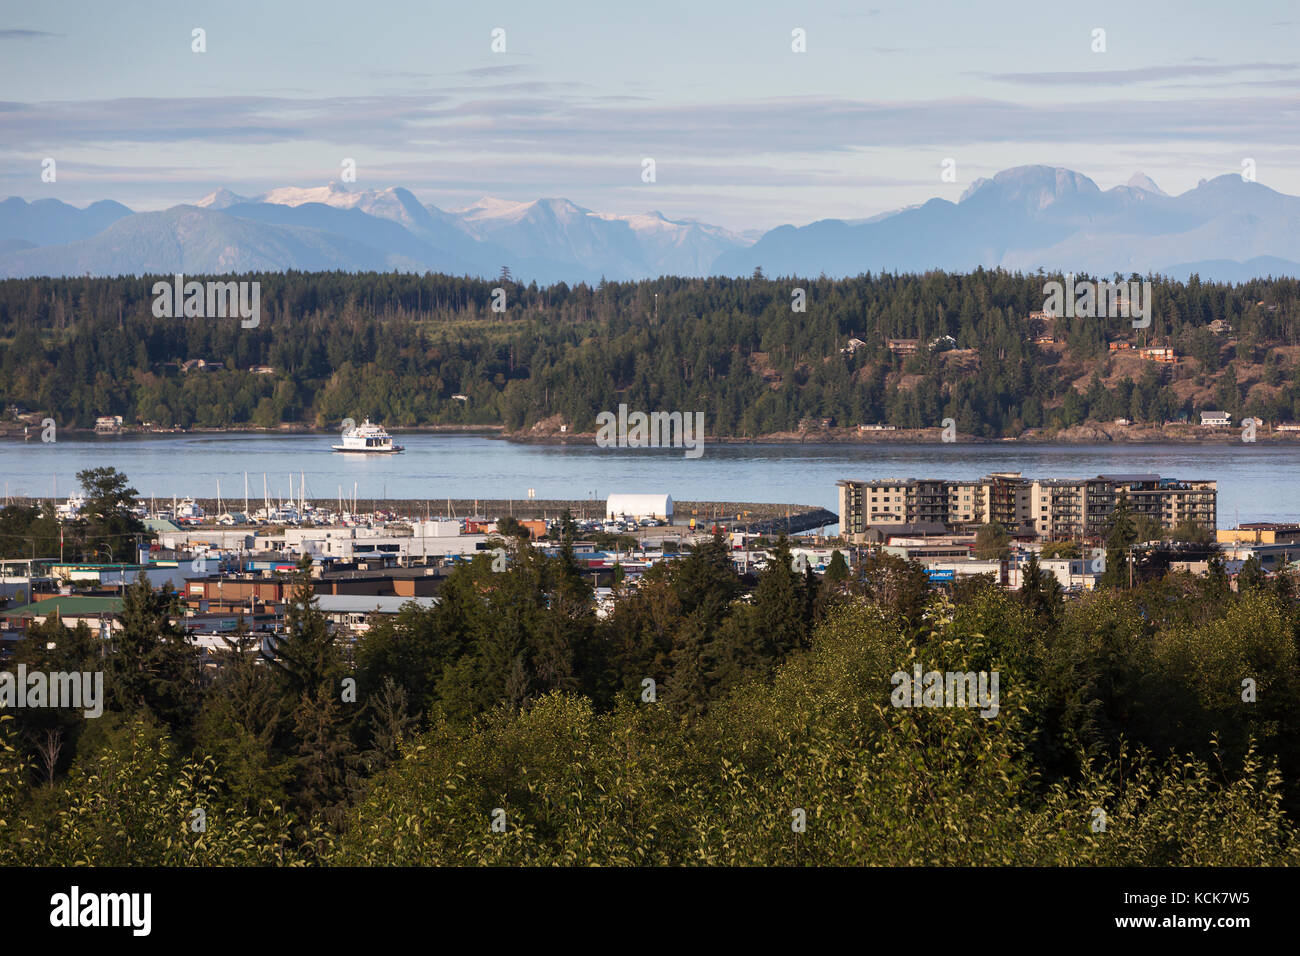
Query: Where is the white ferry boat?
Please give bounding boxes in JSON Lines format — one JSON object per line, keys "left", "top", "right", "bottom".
{"left": 332, "top": 419, "right": 404, "bottom": 454}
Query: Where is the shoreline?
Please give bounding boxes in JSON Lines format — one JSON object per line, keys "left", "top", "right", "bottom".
{"left": 3, "top": 423, "right": 1298, "bottom": 445}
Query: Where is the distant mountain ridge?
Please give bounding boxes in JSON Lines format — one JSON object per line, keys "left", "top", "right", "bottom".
{"left": 715, "top": 166, "right": 1300, "bottom": 281}
{"left": 0, "top": 197, "right": 133, "bottom": 247}
{"left": 3, "top": 166, "right": 1298, "bottom": 282}
{"left": 0, "top": 184, "right": 752, "bottom": 283}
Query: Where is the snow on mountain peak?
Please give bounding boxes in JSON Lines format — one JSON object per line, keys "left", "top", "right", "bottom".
{"left": 259, "top": 181, "right": 358, "bottom": 208}
{"left": 195, "top": 188, "right": 249, "bottom": 209}
{"left": 456, "top": 196, "right": 532, "bottom": 218}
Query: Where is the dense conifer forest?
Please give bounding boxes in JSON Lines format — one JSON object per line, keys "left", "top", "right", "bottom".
{"left": 2, "top": 270, "right": 1298, "bottom": 436}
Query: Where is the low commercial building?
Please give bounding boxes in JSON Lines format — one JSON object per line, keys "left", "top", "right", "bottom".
{"left": 313, "top": 594, "right": 440, "bottom": 634}
{"left": 0, "top": 574, "right": 51, "bottom": 607}
{"left": 917, "top": 554, "right": 1100, "bottom": 590}
{"left": 883, "top": 541, "right": 973, "bottom": 562}
{"left": 606, "top": 494, "right": 673, "bottom": 521}
{"left": 183, "top": 576, "right": 289, "bottom": 614}
{"left": 1010, "top": 556, "right": 1100, "bottom": 591}
{"left": 1216, "top": 523, "right": 1300, "bottom": 545}
{"left": 516, "top": 519, "right": 548, "bottom": 540}
{"left": 0, "top": 595, "right": 125, "bottom": 636}
{"left": 1215, "top": 541, "right": 1300, "bottom": 572}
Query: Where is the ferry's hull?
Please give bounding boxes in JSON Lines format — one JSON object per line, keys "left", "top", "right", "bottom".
{"left": 331, "top": 445, "right": 404, "bottom": 453}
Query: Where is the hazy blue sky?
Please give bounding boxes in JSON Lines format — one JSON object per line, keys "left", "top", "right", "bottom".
{"left": 3, "top": 0, "right": 1298, "bottom": 229}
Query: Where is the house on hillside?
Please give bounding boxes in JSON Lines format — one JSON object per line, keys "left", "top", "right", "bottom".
{"left": 885, "top": 338, "right": 919, "bottom": 356}
{"left": 1139, "top": 346, "right": 1177, "bottom": 363}
{"left": 181, "top": 359, "right": 223, "bottom": 373}
{"left": 1200, "top": 411, "right": 1232, "bottom": 427}
{"left": 1207, "top": 319, "right": 1233, "bottom": 336}
{"left": 1024, "top": 312, "right": 1055, "bottom": 342}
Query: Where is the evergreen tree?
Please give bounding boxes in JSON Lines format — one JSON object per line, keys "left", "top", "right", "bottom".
{"left": 747, "top": 536, "right": 809, "bottom": 664}
{"left": 195, "top": 624, "right": 294, "bottom": 812}
{"left": 73, "top": 466, "right": 144, "bottom": 561}
{"left": 108, "top": 572, "right": 200, "bottom": 742}
{"left": 1019, "top": 552, "right": 1062, "bottom": 622}
{"left": 267, "top": 556, "right": 358, "bottom": 817}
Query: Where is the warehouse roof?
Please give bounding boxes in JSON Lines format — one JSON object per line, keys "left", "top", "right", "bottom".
{"left": 312, "top": 595, "right": 439, "bottom": 614}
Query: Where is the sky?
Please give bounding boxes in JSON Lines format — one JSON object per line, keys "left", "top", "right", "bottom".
{"left": 2, "top": 0, "right": 1298, "bottom": 231}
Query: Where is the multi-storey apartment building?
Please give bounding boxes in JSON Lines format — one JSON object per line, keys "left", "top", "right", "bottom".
{"left": 1029, "top": 478, "right": 1087, "bottom": 539}
{"left": 1150, "top": 477, "right": 1218, "bottom": 531}
{"left": 837, "top": 472, "right": 1036, "bottom": 540}
{"left": 948, "top": 480, "right": 985, "bottom": 526}
{"left": 912, "top": 479, "right": 950, "bottom": 526}
{"left": 985, "top": 472, "right": 1032, "bottom": 530}
{"left": 838, "top": 473, "right": 1216, "bottom": 543}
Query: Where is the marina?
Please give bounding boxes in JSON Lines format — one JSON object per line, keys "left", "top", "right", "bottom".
{"left": 2, "top": 433, "right": 1298, "bottom": 529}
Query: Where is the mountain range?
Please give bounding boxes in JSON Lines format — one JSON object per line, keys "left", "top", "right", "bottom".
{"left": 2, "top": 166, "right": 1298, "bottom": 283}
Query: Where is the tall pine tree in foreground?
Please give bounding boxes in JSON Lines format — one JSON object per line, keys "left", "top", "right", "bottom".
{"left": 108, "top": 572, "right": 200, "bottom": 744}
{"left": 269, "top": 557, "right": 358, "bottom": 822}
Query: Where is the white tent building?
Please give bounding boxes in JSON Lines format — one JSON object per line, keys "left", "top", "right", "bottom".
{"left": 606, "top": 493, "right": 673, "bottom": 521}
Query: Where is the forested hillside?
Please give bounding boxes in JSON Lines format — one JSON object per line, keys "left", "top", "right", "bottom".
{"left": 2, "top": 270, "right": 1298, "bottom": 437}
